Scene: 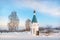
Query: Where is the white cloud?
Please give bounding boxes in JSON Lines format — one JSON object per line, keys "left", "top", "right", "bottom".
{"left": 12, "top": 0, "right": 60, "bottom": 16}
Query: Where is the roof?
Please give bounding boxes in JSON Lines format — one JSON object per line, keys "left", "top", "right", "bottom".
{"left": 32, "top": 14, "right": 37, "bottom": 23}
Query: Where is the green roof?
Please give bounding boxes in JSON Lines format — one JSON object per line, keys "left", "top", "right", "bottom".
{"left": 32, "top": 15, "right": 37, "bottom": 23}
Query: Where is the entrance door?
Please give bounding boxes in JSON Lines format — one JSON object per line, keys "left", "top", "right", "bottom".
{"left": 36, "top": 31, "right": 39, "bottom": 35}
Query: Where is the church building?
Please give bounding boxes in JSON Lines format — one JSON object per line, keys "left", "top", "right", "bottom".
{"left": 31, "top": 10, "right": 39, "bottom": 36}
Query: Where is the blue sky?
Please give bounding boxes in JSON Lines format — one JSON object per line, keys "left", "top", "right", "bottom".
{"left": 0, "top": 0, "right": 60, "bottom": 27}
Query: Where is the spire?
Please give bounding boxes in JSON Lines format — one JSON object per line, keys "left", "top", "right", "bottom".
{"left": 34, "top": 10, "right": 35, "bottom": 13}
{"left": 33, "top": 10, "right": 36, "bottom": 15}
{"left": 32, "top": 10, "right": 37, "bottom": 23}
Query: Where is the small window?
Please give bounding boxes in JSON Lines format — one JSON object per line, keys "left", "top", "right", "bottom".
{"left": 33, "top": 28, "right": 35, "bottom": 34}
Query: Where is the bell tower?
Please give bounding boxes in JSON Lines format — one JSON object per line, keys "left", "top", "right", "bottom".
{"left": 31, "top": 10, "right": 39, "bottom": 36}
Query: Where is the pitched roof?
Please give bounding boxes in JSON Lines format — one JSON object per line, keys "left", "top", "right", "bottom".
{"left": 32, "top": 10, "right": 37, "bottom": 23}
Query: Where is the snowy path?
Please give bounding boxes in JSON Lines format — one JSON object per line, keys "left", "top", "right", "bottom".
{"left": 0, "top": 32, "right": 60, "bottom": 40}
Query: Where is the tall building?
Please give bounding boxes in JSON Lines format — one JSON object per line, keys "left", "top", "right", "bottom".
{"left": 31, "top": 10, "right": 39, "bottom": 36}
{"left": 25, "top": 19, "right": 31, "bottom": 31}
{"left": 8, "top": 11, "right": 19, "bottom": 31}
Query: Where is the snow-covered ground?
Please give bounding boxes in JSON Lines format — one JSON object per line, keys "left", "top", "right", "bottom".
{"left": 0, "top": 32, "right": 60, "bottom": 40}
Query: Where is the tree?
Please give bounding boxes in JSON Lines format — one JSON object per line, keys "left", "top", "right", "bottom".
{"left": 8, "top": 11, "right": 19, "bottom": 31}
{"left": 25, "top": 19, "right": 31, "bottom": 31}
